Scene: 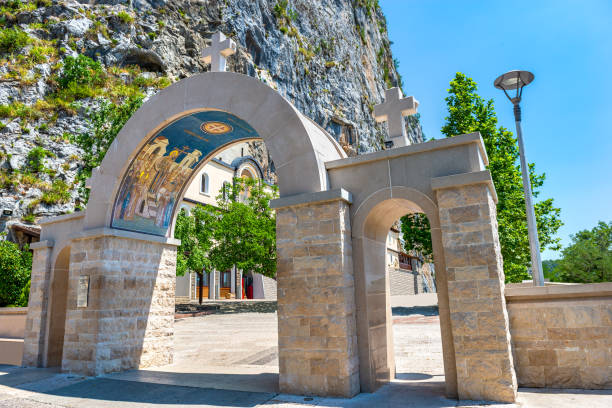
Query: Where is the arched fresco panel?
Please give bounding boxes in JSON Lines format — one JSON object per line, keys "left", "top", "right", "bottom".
{"left": 111, "top": 110, "right": 259, "bottom": 236}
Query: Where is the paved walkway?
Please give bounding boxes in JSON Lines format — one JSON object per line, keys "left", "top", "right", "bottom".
{"left": 1, "top": 295, "right": 610, "bottom": 407}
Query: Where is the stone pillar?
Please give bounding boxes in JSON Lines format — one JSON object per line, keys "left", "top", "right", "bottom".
{"left": 60, "top": 229, "right": 178, "bottom": 376}
{"left": 235, "top": 269, "right": 243, "bottom": 300}
{"left": 273, "top": 190, "right": 359, "bottom": 397}
{"left": 434, "top": 173, "right": 517, "bottom": 403}
{"left": 208, "top": 271, "right": 216, "bottom": 299}
{"left": 22, "top": 240, "right": 54, "bottom": 367}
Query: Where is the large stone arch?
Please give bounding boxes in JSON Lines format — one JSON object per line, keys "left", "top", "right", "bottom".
{"left": 84, "top": 71, "right": 345, "bottom": 235}
{"left": 23, "top": 72, "right": 345, "bottom": 377}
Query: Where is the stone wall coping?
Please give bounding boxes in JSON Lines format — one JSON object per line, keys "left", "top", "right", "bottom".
{"left": 505, "top": 282, "right": 612, "bottom": 301}
{"left": 69, "top": 227, "right": 181, "bottom": 247}
{"left": 0, "top": 307, "right": 28, "bottom": 315}
{"left": 38, "top": 211, "right": 86, "bottom": 226}
{"left": 30, "top": 240, "right": 54, "bottom": 250}
{"left": 325, "top": 132, "right": 488, "bottom": 170}
{"left": 431, "top": 170, "right": 498, "bottom": 204}
{"left": 270, "top": 188, "right": 353, "bottom": 209}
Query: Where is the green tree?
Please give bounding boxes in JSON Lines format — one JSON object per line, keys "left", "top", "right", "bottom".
{"left": 542, "top": 259, "right": 560, "bottom": 281}
{"left": 174, "top": 205, "right": 217, "bottom": 277}
{"left": 555, "top": 221, "right": 612, "bottom": 283}
{"left": 400, "top": 213, "right": 433, "bottom": 262}
{"left": 401, "top": 73, "right": 562, "bottom": 282}
{"left": 0, "top": 240, "right": 32, "bottom": 307}
{"left": 209, "top": 178, "right": 278, "bottom": 278}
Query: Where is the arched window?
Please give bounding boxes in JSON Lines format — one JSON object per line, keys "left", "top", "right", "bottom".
{"left": 200, "top": 173, "right": 209, "bottom": 194}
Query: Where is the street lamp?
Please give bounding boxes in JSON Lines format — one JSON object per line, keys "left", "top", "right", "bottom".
{"left": 494, "top": 70, "right": 544, "bottom": 287}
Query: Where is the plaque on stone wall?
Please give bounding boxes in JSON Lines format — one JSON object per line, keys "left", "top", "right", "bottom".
{"left": 77, "top": 275, "right": 90, "bottom": 308}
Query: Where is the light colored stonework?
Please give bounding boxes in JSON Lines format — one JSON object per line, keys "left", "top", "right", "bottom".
{"left": 22, "top": 240, "right": 54, "bottom": 367}
{"left": 506, "top": 283, "right": 612, "bottom": 389}
{"left": 275, "top": 197, "right": 359, "bottom": 398}
{"left": 435, "top": 181, "right": 517, "bottom": 403}
{"left": 59, "top": 232, "right": 177, "bottom": 376}
{"left": 22, "top": 67, "right": 524, "bottom": 404}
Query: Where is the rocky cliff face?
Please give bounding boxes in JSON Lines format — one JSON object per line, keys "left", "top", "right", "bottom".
{"left": 0, "top": 0, "right": 422, "bottom": 240}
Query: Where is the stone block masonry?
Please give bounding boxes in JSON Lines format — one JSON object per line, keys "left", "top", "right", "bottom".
{"left": 275, "top": 197, "right": 359, "bottom": 398}
{"left": 435, "top": 181, "right": 517, "bottom": 403}
{"left": 506, "top": 283, "right": 612, "bottom": 389}
{"left": 23, "top": 240, "right": 54, "bottom": 367}
{"left": 61, "top": 232, "right": 177, "bottom": 376}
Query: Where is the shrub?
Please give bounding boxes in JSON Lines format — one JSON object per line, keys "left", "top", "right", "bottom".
{"left": 0, "top": 240, "right": 32, "bottom": 307}
{"left": 57, "top": 54, "right": 105, "bottom": 90}
{"left": 25, "top": 146, "right": 53, "bottom": 173}
{"left": 0, "top": 27, "right": 30, "bottom": 53}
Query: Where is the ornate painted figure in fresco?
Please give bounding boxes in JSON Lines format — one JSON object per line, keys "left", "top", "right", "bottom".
{"left": 111, "top": 110, "right": 261, "bottom": 236}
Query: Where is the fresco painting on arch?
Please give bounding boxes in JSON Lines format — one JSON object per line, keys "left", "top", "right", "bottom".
{"left": 111, "top": 110, "right": 260, "bottom": 236}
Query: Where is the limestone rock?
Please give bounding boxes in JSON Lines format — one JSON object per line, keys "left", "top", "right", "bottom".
{"left": 0, "top": 0, "right": 423, "bottom": 231}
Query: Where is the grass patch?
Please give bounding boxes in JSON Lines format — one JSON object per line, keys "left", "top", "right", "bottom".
{"left": 40, "top": 179, "right": 71, "bottom": 205}
{"left": 117, "top": 11, "right": 134, "bottom": 24}
{"left": 0, "top": 27, "right": 30, "bottom": 53}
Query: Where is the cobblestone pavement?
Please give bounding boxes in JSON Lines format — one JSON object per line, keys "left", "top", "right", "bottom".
{"left": 1, "top": 296, "right": 611, "bottom": 407}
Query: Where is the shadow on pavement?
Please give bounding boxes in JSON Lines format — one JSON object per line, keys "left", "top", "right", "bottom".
{"left": 392, "top": 305, "right": 439, "bottom": 316}
{"left": 38, "top": 378, "right": 275, "bottom": 407}
{"left": 109, "top": 369, "right": 279, "bottom": 394}
{"left": 395, "top": 372, "right": 434, "bottom": 381}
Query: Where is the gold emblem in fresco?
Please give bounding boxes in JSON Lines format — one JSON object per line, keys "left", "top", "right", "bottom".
{"left": 201, "top": 121, "right": 232, "bottom": 134}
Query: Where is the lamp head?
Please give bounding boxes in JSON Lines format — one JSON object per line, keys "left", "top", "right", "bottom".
{"left": 494, "top": 70, "right": 534, "bottom": 104}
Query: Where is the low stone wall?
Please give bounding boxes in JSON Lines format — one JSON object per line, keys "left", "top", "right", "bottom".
{"left": 506, "top": 282, "right": 612, "bottom": 389}
{"left": 0, "top": 307, "right": 27, "bottom": 339}
{"left": 0, "top": 307, "right": 27, "bottom": 366}
{"left": 389, "top": 268, "right": 424, "bottom": 296}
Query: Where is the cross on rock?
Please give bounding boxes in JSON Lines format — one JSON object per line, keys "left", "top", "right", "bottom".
{"left": 374, "top": 87, "right": 419, "bottom": 148}
{"left": 201, "top": 32, "right": 237, "bottom": 72}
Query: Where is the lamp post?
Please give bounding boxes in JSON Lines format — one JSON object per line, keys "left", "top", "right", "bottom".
{"left": 494, "top": 70, "right": 544, "bottom": 287}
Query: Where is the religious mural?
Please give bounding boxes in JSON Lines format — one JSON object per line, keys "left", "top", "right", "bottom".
{"left": 111, "top": 110, "right": 260, "bottom": 236}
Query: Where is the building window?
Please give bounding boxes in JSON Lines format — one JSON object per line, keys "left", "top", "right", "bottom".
{"left": 222, "top": 181, "right": 231, "bottom": 200}
{"left": 200, "top": 173, "right": 209, "bottom": 194}
{"left": 221, "top": 270, "right": 231, "bottom": 288}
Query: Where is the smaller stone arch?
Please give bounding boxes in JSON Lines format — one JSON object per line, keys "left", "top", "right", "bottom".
{"left": 350, "top": 186, "right": 457, "bottom": 397}
{"left": 272, "top": 134, "right": 517, "bottom": 402}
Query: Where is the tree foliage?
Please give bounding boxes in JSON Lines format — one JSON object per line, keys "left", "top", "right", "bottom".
{"left": 401, "top": 73, "right": 562, "bottom": 282}
{"left": 173, "top": 178, "right": 278, "bottom": 279}
{"left": 210, "top": 178, "right": 278, "bottom": 278}
{"left": 400, "top": 213, "right": 433, "bottom": 262}
{"left": 174, "top": 205, "right": 217, "bottom": 277}
{"left": 553, "top": 221, "right": 612, "bottom": 283}
{"left": 0, "top": 240, "right": 32, "bottom": 307}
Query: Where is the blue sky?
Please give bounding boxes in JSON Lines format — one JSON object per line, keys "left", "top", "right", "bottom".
{"left": 379, "top": 0, "right": 612, "bottom": 260}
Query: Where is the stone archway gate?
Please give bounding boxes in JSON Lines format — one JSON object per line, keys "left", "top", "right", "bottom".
{"left": 24, "top": 71, "right": 517, "bottom": 403}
